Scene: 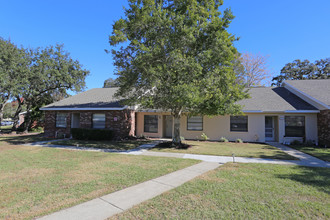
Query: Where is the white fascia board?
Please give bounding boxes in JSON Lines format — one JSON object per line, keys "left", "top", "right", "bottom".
{"left": 243, "top": 110, "right": 320, "bottom": 114}
{"left": 242, "top": 110, "right": 263, "bottom": 113}
{"left": 40, "top": 106, "right": 128, "bottom": 111}
{"left": 284, "top": 110, "right": 320, "bottom": 113}
{"left": 283, "top": 82, "right": 329, "bottom": 110}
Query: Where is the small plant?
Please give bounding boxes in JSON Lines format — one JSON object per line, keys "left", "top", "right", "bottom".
{"left": 219, "top": 137, "right": 229, "bottom": 142}
{"left": 201, "top": 133, "right": 209, "bottom": 141}
{"left": 180, "top": 136, "right": 185, "bottom": 141}
{"left": 290, "top": 139, "right": 301, "bottom": 145}
{"left": 305, "top": 139, "right": 315, "bottom": 146}
{"left": 235, "top": 138, "right": 243, "bottom": 143}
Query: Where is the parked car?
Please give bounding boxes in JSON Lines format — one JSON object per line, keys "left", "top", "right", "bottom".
{"left": 1, "top": 121, "right": 13, "bottom": 126}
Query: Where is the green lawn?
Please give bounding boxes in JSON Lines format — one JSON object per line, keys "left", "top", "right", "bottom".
{"left": 50, "top": 139, "right": 152, "bottom": 150}
{"left": 289, "top": 145, "right": 330, "bottom": 162}
{"left": 0, "top": 135, "right": 198, "bottom": 219}
{"left": 151, "top": 141, "right": 296, "bottom": 160}
{"left": 0, "top": 125, "right": 12, "bottom": 130}
{"left": 112, "top": 163, "right": 330, "bottom": 220}
{"left": 0, "top": 133, "right": 50, "bottom": 144}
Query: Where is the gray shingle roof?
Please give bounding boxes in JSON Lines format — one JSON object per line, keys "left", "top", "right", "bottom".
{"left": 42, "top": 88, "right": 123, "bottom": 109}
{"left": 41, "top": 86, "right": 317, "bottom": 112}
{"left": 284, "top": 79, "right": 330, "bottom": 106}
{"left": 237, "top": 87, "right": 317, "bottom": 111}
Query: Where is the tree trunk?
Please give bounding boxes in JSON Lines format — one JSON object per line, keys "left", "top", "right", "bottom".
{"left": 11, "top": 96, "right": 23, "bottom": 131}
{"left": 0, "top": 101, "right": 8, "bottom": 131}
{"left": 172, "top": 115, "right": 181, "bottom": 145}
{"left": 11, "top": 99, "right": 23, "bottom": 131}
{"left": 23, "top": 107, "right": 32, "bottom": 133}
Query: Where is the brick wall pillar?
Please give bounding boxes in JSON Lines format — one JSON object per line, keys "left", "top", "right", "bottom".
{"left": 318, "top": 109, "right": 330, "bottom": 146}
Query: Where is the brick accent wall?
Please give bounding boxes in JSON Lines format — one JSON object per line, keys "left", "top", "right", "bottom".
{"left": 44, "top": 110, "right": 135, "bottom": 139}
{"left": 317, "top": 109, "right": 330, "bottom": 146}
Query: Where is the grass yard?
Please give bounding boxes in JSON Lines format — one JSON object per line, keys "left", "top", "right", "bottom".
{"left": 0, "top": 133, "right": 50, "bottom": 144}
{"left": 50, "top": 139, "right": 152, "bottom": 150}
{"left": 289, "top": 145, "right": 330, "bottom": 162}
{"left": 0, "top": 125, "right": 12, "bottom": 130}
{"left": 152, "top": 140, "right": 296, "bottom": 160}
{"left": 112, "top": 163, "right": 330, "bottom": 220}
{"left": 0, "top": 135, "right": 198, "bottom": 219}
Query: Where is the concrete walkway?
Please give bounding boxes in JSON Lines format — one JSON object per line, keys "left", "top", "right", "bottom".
{"left": 38, "top": 161, "right": 220, "bottom": 220}
{"left": 266, "top": 142, "right": 330, "bottom": 167}
{"left": 26, "top": 140, "right": 330, "bottom": 168}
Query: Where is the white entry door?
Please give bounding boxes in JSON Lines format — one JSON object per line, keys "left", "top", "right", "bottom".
{"left": 265, "top": 116, "right": 275, "bottom": 142}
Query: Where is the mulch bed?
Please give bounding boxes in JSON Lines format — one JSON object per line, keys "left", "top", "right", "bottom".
{"left": 156, "top": 141, "right": 191, "bottom": 149}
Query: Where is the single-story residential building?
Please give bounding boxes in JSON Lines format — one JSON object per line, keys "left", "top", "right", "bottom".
{"left": 40, "top": 79, "right": 330, "bottom": 145}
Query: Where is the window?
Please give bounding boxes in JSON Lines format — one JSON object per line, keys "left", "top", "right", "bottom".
{"left": 93, "top": 114, "right": 106, "bottom": 129}
{"left": 187, "top": 116, "right": 203, "bottom": 131}
{"left": 285, "top": 116, "right": 305, "bottom": 137}
{"left": 230, "top": 116, "right": 248, "bottom": 132}
{"left": 56, "top": 113, "right": 67, "bottom": 128}
{"left": 144, "top": 115, "right": 158, "bottom": 133}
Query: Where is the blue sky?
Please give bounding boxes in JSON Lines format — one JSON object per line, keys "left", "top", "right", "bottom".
{"left": 1, "top": 0, "right": 329, "bottom": 91}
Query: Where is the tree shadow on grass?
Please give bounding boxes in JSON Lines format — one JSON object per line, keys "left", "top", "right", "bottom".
{"left": 154, "top": 141, "right": 192, "bottom": 150}
{"left": 0, "top": 133, "right": 48, "bottom": 145}
{"left": 290, "top": 145, "right": 330, "bottom": 162}
{"left": 276, "top": 166, "right": 330, "bottom": 194}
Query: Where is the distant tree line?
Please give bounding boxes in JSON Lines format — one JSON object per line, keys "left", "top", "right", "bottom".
{"left": 0, "top": 38, "right": 89, "bottom": 132}
{"left": 272, "top": 58, "right": 330, "bottom": 86}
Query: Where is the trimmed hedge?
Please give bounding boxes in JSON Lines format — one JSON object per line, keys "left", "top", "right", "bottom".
{"left": 71, "top": 128, "right": 114, "bottom": 140}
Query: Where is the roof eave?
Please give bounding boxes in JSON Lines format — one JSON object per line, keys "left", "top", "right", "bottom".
{"left": 40, "top": 106, "right": 128, "bottom": 111}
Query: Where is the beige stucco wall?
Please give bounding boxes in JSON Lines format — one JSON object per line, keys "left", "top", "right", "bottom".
{"left": 136, "top": 112, "right": 318, "bottom": 143}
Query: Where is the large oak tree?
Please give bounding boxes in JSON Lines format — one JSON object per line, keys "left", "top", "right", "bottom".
{"left": 0, "top": 38, "right": 89, "bottom": 132}
{"left": 110, "top": 0, "right": 248, "bottom": 144}
{"left": 272, "top": 58, "right": 330, "bottom": 86}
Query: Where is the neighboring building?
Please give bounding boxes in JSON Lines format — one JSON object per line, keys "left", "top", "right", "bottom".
{"left": 41, "top": 80, "right": 330, "bottom": 145}
{"left": 283, "top": 79, "right": 330, "bottom": 146}
{"left": 41, "top": 88, "right": 135, "bottom": 139}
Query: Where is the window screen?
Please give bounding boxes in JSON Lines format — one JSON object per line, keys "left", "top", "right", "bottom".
{"left": 56, "top": 113, "right": 67, "bottom": 128}
{"left": 144, "top": 115, "right": 158, "bottom": 133}
{"left": 230, "top": 116, "right": 248, "bottom": 132}
{"left": 187, "top": 116, "right": 203, "bottom": 131}
{"left": 285, "top": 116, "right": 305, "bottom": 137}
{"left": 93, "top": 114, "right": 106, "bottom": 129}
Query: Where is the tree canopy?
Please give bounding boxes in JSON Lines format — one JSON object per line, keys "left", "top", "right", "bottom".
{"left": 103, "top": 77, "right": 120, "bottom": 88}
{"left": 0, "top": 38, "right": 89, "bottom": 132}
{"left": 235, "top": 53, "right": 272, "bottom": 87}
{"left": 272, "top": 58, "right": 330, "bottom": 86}
{"left": 110, "top": 0, "right": 248, "bottom": 144}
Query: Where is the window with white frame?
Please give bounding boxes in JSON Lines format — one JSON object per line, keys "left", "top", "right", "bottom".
{"left": 285, "top": 116, "right": 305, "bottom": 137}
{"left": 230, "top": 116, "right": 248, "bottom": 132}
{"left": 56, "top": 113, "right": 67, "bottom": 128}
{"left": 144, "top": 115, "right": 158, "bottom": 133}
{"left": 93, "top": 114, "right": 106, "bottom": 129}
{"left": 187, "top": 116, "right": 203, "bottom": 131}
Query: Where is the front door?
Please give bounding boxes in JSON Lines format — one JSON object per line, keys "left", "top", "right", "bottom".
{"left": 164, "top": 116, "right": 173, "bottom": 138}
{"left": 265, "top": 116, "right": 275, "bottom": 141}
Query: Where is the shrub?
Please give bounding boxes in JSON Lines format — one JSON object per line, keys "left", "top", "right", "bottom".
{"left": 305, "top": 139, "right": 315, "bottom": 146}
{"left": 235, "top": 138, "right": 243, "bottom": 143}
{"left": 290, "top": 139, "right": 301, "bottom": 145}
{"left": 219, "top": 137, "right": 229, "bottom": 142}
{"left": 201, "top": 133, "right": 209, "bottom": 141}
{"left": 71, "top": 128, "right": 114, "bottom": 141}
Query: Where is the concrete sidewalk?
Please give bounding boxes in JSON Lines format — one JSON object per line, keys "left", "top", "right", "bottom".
{"left": 133, "top": 150, "right": 330, "bottom": 167}
{"left": 38, "top": 161, "right": 220, "bottom": 220}
{"left": 267, "top": 142, "right": 330, "bottom": 168}
{"left": 26, "top": 140, "right": 330, "bottom": 168}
